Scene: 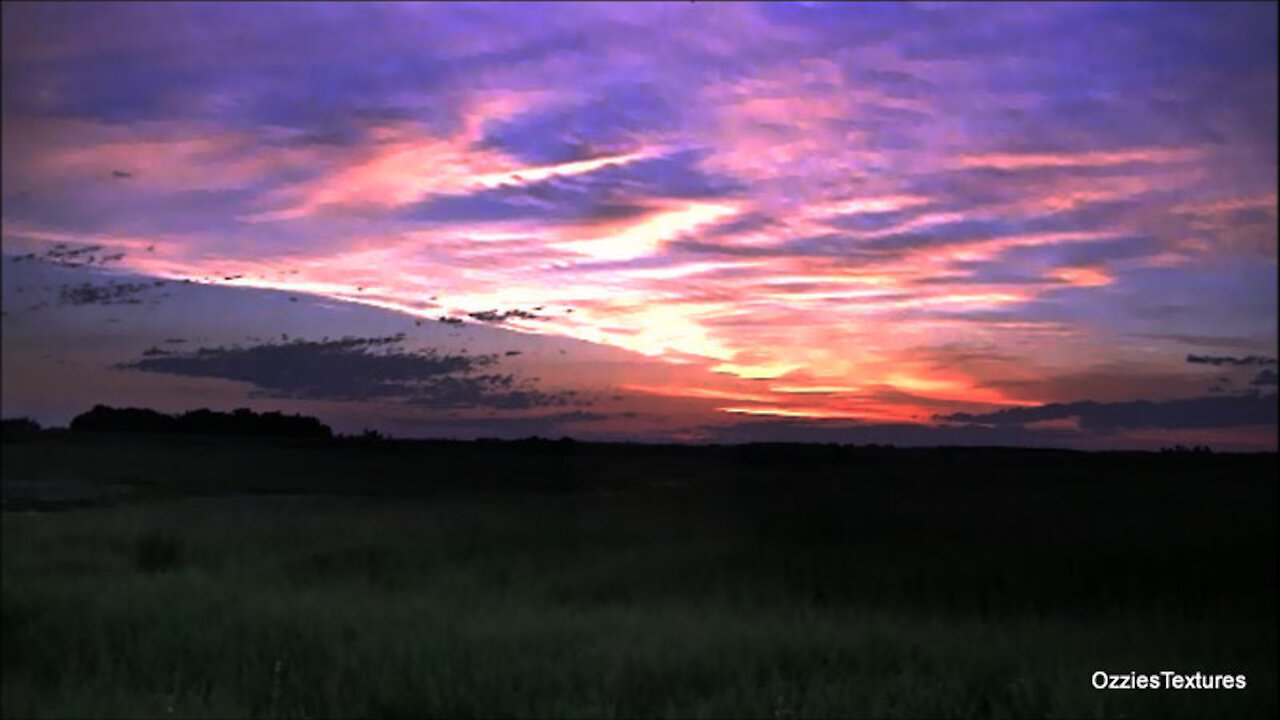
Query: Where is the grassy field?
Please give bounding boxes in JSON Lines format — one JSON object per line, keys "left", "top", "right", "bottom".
{"left": 2, "top": 433, "right": 1276, "bottom": 718}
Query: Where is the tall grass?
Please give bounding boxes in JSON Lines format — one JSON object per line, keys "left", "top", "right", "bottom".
{"left": 2, "top": 438, "right": 1276, "bottom": 718}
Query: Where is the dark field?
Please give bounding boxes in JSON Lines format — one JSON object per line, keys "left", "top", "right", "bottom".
{"left": 2, "top": 433, "right": 1276, "bottom": 719}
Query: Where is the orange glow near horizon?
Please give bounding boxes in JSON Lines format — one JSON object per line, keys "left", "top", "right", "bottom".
{"left": 2, "top": 2, "right": 1275, "bottom": 448}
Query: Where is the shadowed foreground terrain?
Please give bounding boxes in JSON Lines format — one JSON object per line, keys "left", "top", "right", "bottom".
{"left": 2, "top": 430, "right": 1276, "bottom": 719}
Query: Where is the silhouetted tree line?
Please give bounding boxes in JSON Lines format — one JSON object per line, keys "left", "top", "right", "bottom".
{"left": 332, "top": 428, "right": 392, "bottom": 446}
{"left": 1160, "top": 444, "right": 1214, "bottom": 454}
{"left": 69, "top": 405, "right": 332, "bottom": 439}
{"left": 2, "top": 417, "right": 42, "bottom": 438}
{"left": 735, "top": 442, "right": 855, "bottom": 465}
{"left": 474, "top": 435, "right": 579, "bottom": 455}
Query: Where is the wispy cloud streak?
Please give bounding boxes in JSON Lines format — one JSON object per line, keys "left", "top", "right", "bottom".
{"left": 2, "top": 2, "right": 1275, "bottom": 447}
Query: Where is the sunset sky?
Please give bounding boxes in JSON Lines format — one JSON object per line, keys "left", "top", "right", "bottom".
{"left": 2, "top": 1, "right": 1276, "bottom": 449}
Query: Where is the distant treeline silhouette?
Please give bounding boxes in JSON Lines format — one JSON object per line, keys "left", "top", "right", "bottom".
{"left": 2, "top": 417, "right": 42, "bottom": 437}
{"left": 69, "top": 405, "right": 332, "bottom": 439}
